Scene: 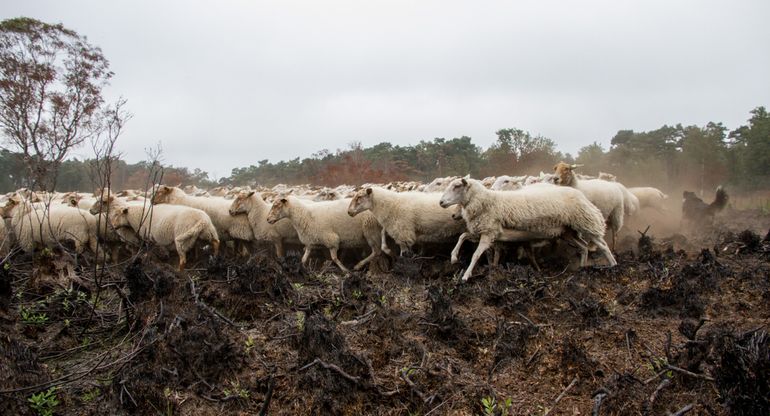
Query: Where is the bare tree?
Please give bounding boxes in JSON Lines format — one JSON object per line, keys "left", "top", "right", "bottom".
{"left": 0, "top": 17, "right": 113, "bottom": 191}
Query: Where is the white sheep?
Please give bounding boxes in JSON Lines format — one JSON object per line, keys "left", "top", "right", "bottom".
{"left": 490, "top": 175, "right": 528, "bottom": 191}
{"left": 1, "top": 194, "right": 99, "bottom": 255}
{"left": 628, "top": 187, "right": 669, "bottom": 213}
{"left": 152, "top": 185, "right": 253, "bottom": 255}
{"left": 594, "top": 172, "right": 640, "bottom": 216}
{"left": 553, "top": 162, "right": 625, "bottom": 249}
{"left": 228, "top": 191, "right": 301, "bottom": 257}
{"left": 61, "top": 193, "right": 98, "bottom": 210}
{"left": 439, "top": 177, "right": 615, "bottom": 281}
{"left": 422, "top": 176, "right": 459, "bottom": 193}
{"left": 347, "top": 187, "right": 465, "bottom": 256}
{"left": 90, "top": 195, "right": 220, "bottom": 270}
{"left": 266, "top": 196, "right": 382, "bottom": 272}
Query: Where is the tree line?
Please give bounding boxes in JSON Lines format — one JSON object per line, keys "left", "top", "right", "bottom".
{"left": 0, "top": 106, "right": 768, "bottom": 193}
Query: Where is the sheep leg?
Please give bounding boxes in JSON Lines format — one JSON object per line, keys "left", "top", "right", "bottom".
{"left": 355, "top": 233, "right": 383, "bottom": 271}
{"left": 328, "top": 247, "right": 350, "bottom": 273}
{"left": 274, "top": 240, "right": 285, "bottom": 257}
{"left": 462, "top": 234, "right": 493, "bottom": 281}
{"left": 301, "top": 247, "right": 312, "bottom": 265}
{"left": 178, "top": 251, "right": 187, "bottom": 271}
{"left": 591, "top": 236, "right": 617, "bottom": 266}
{"left": 380, "top": 228, "right": 393, "bottom": 256}
{"left": 491, "top": 245, "right": 501, "bottom": 266}
{"left": 525, "top": 244, "right": 541, "bottom": 271}
{"left": 211, "top": 239, "right": 220, "bottom": 257}
{"left": 451, "top": 232, "right": 470, "bottom": 264}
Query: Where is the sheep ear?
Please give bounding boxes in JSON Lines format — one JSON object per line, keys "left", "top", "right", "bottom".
{"left": 247, "top": 191, "right": 255, "bottom": 197}
{"left": 570, "top": 164, "right": 583, "bottom": 169}
{"left": 464, "top": 174, "right": 471, "bottom": 180}
{"left": 461, "top": 178, "right": 467, "bottom": 186}
{"left": 366, "top": 188, "right": 372, "bottom": 195}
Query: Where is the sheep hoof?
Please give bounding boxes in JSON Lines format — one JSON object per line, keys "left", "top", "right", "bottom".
{"left": 450, "top": 256, "right": 459, "bottom": 264}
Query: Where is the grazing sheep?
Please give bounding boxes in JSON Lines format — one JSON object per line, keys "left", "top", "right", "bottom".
{"left": 228, "top": 191, "right": 301, "bottom": 257}
{"left": 152, "top": 185, "right": 253, "bottom": 255}
{"left": 439, "top": 177, "right": 615, "bottom": 281}
{"left": 553, "top": 162, "right": 625, "bottom": 249}
{"left": 267, "top": 196, "right": 382, "bottom": 272}
{"left": 1, "top": 194, "right": 99, "bottom": 255}
{"left": 90, "top": 195, "right": 219, "bottom": 270}
{"left": 628, "top": 187, "right": 669, "bottom": 213}
{"left": 347, "top": 187, "right": 465, "bottom": 256}
{"left": 313, "top": 188, "right": 342, "bottom": 202}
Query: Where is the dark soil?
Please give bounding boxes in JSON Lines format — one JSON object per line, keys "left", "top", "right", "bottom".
{"left": 0, "top": 212, "right": 768, "bottom": 415}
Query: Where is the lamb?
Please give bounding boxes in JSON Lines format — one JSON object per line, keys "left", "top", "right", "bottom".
{"left": 90, "top": 195, "right": 219, "bottom": 270}
{"left": 628, "top": 187, "right": 669, "bottom": 213}
{"left": 1, "top": 194, "right": 99, "bottom": 255}
{"left": 267, "top": 196, "right": 382, "bottom": 272}
{"left": 553, "top": 162, "right": 625, "bottom": 249}
{"left": 152, "top": 185, "right": 253, "bottom": 254}
{"left": 228, "top": 191, "right": 301, "bottom": 257}
{"left": 347, "top": 187, "right": 465, "bottom": 256}
{"left": 439, "top": 177, "right": 615, "bottom": 281}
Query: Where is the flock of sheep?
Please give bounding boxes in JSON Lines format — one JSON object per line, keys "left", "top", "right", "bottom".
{"left": 0, "top": 163, "right": 671, "bottom": 280}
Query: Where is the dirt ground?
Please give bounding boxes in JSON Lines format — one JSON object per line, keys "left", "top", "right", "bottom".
{"left": 1, "top": 208, "right": 768, "bottom": 415}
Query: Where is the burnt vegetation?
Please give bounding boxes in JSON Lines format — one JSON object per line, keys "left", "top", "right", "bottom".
{"left": 0, "top": 210, "right": 768, "bottom": 415}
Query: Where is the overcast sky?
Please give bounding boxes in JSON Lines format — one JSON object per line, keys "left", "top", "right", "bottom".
{"left": 2, "top": 0, "right": 769, "bottom": 179}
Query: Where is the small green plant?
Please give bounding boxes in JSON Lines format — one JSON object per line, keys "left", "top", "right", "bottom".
{"left": 19, "top": 306, "right": 49, "bottom": 325}
{"left": 352, "top": 289, "right": 363, "bottom": 300}
{"left": 3, "top": 262, "right": 10, "bottom": 270}
{"left": 378, "top": 294, "right": 387, "bottom": 306}
{"left": 292, "top": 282, "right": 304, "bottom": 290}
{"left": 244, "top": 336, "right": 256, "bottom": 353}
{"left": 80, "top": 388, "right": 100, "bottom": 403}
{"left": 481, "top": 396, "right": 496, "bottom": 416}
{"left": 28, "top": 387, "right": 59, "bottom": 416}
{"left": 222, "top": 379, "right": 249, "bottom": 399}
{"left": 295, "top": 311, "right": 305, "bottom": 331}
{"left": 481, "top": 396, "right": 512, "bottom": 416}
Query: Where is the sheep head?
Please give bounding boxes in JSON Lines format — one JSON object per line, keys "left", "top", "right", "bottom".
{"left": 151, "top": 185, "right": 173, "bottom": 204}
{"left": 89, "top": 194, "right": 115, "bottom": 215}
{"left": 348, "top": 187, "right": 373, "bottom": 217}
{"left": 109, "top": 207, "right": 131, "bottom": 229}
{"left": 229, "top": 191, "right": 255, "bottom": 216}
{"left": 553, "top": 162, "right": 581, "bottom": 186}
{"left": 439, "top": 177, "right": 468, "bottom": 208}
{"left": 266, "top": 198, "right": 289, "bottom": 224}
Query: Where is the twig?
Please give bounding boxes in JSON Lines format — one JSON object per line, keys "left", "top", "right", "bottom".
{"left": 299, "top": 358, "right": 361, "bottom": 384}
{"left": 592, "top": 391, "right": 607, "bottom": 416}
{"left": 669, "top": 403, "right": 694, "bottom": 416}
{"left": 258, "top": 376, "right": 275, "bottom": 416}
{"left": 400, "top": 368, "right": 429, "bottom": 403}
{"left": 516, "top": 312, "right": 537, "bottom": 327}
{"left": 188, "top": 276, "right": 239, "bottom": 329}
{"left": 543, "top": 377, "right": 578, "bottom": 416}
{"left": 648, "top": 378, "right": 670, "bottom": 408}
{"left": 644, "top": 368, "right": 669, "bottom": 385}
{"left": 666, "top": 365, "right": 715, "bottom": 382}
